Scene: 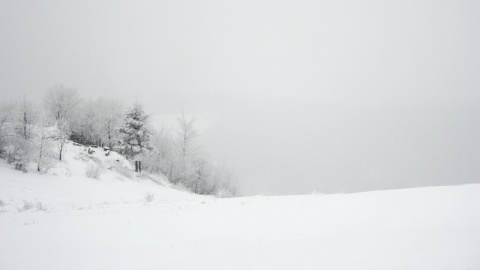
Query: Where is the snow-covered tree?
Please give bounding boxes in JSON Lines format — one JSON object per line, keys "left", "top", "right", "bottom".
{"left": 43, "top": 84, "right": 81, "bottom": 125}
{"left": 0, "top": 101, "right": 16, "bottom": 158}
{"left": 10, "top": 97, "right": 38, "bottom": 171}
{"left": 5, "top": 136, "right": 32, "bottom": 172}
{"left": 0, "top": 99, "right": 39, "bottom": 171}
{"left": 69, "top": 97, "right": 124, "bottom": 147}
{"left": 43, "top": 85, "right": 81, "bottom": 160}
{"left": 35, "top": 117, "right": 55, "bottom": 173}
{"left": 117, "top": 102, "right": 152, "bottom": 160}
{"left": 36, "top": 119, "right": 47, "bottom": 172}
{"left": 73, "top": 99, "right": 101, "bottom": 145}
{"left": 178, "top": 112, "right": 198, "bottom": 158}
{"left": 97, "top": 98, "right": 124, "bottom": 148}
{"left": 143, "top": 125, "right": 176, "bottom": 176}
{"left": 55, "top": 121, "right": 69, "bottom": 161}
{"left": 141, "top": 112, "right": 238, "bottom": 196}
{"left": 15, "top": 97, "right": 37, "bottom": 140}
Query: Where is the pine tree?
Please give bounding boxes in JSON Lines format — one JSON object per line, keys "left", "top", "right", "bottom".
{"left": 117, "top": 102, "right": 151, "bottom": 160}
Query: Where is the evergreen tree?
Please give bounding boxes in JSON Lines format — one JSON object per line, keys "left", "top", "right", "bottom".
{"left": 117, "top": 102, "right": 151, "bottom": 160}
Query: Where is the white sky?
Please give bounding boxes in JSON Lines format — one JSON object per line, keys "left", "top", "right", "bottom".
{"left": 1, "top": 0, "right": 479, "bottom": 194}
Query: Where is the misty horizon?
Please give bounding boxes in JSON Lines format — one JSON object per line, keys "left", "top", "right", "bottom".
{"left": 1, "top": 0, "right": 479, "bottom": 195}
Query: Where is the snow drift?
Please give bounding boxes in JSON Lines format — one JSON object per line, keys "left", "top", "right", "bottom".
{"left": 0, "top": 141, "right": 479, "bottom": 269}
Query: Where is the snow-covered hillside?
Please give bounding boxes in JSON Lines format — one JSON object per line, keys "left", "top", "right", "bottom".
{"left": 0, "top": 141, "right": 199, "bottom": 212}
{"left": 0, "top": 142, "right": 479, "bottom": 269}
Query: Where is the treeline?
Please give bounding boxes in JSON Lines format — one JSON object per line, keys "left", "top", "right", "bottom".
{"left": 0, "top": 84, "right": 238, "bottom": 197}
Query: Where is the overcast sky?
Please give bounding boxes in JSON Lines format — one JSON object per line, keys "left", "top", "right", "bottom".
{"left": 1, "top": 0, "right": 479, "bottom": 195}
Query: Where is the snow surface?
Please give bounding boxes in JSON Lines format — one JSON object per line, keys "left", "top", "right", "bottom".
{"left": 0, "top": 142, "right": 479, "bottom": 269}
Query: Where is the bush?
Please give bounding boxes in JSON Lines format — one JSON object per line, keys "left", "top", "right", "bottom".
{"left": 35, "top": 201, "right": 46, "bottom": 212}
{"left": 144, "top": 192, "right": 155, "bottom": 203}
{"left": 86, "top": 162, "right": 102, "bottom": 179}
{"left": 5, "top": 138, "right": 32, "bottom": 173}
{"left": 18, "top": 200, "right": 33, "bottom": 212}
{"left": 0, "top": 199, "right": 4, "bottom": 207}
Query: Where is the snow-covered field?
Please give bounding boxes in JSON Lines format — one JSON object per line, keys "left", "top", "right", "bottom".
{"left": 0, "top": 143, "right": 479, "bottom": 270}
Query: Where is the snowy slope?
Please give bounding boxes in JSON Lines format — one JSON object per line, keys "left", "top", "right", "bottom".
{"left": 0, "top": 143, "right": 479, "bottom": 269}
{"left": 0, "top": 141, "right": 198, "bottom": 213}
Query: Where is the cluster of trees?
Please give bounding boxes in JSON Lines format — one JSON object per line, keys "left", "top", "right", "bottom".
{"left": 0, "top": 97, "right": 48, "bottom": 172}
{"left": 0, "top": 84, "right": 237, "bottom": 197}
{"left": 43, "top": 85, "right": 124, "bottom": 155}
{"left": 143, "top": 113, "right": 237, "bottom": 196}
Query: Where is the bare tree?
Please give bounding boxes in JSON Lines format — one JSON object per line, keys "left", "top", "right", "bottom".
{"left": 75, "top": 99, "right": 100, "bottom": 145}
{"left": 178, "top": 112, "right": 198, "bottom": 158}
{"left": 98, "top": 98, "right": 124, "bottom": 148}
{"left": 16, "top": 96, "right": 37, "bottom": 140}
{"left": 144, "top": 124, "right": 176, "bottom": 176}
{"left": 43, "top": 85, "right": 81, "bottom": 160}
{"left": 0, "top": 101, "right": 17, "bottom": 158}
{"left": 0, "top": 99, "right": 38, "bottom": 172}
{"left": 36, "top": 117, "right": 53, "bottom": 172}
{"left": 56, "top": 121, "right": 70, "bottom": 161}
{"left": 0, "top": 101, "right": 16, "bottom": 132}
{"left": 43, "top": 84, "right": 81, "bottom": 125}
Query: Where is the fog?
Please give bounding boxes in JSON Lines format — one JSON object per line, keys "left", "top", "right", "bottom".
{"left": 1, "top": 0, "right": 479, "bottom": 194}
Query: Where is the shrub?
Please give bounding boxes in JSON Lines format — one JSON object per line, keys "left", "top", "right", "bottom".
{"left": 18, "top": 200, "right": 33, "bottom": 212}
{"left": 35, "top": 201, "right": 46, "bottom": 212}
{"left": 4, "top": 138, "right": 32, "bottom": 173}
{"left": 144, "top": 192, "right": 155, "bottom": 203}
{"left": 86, "top": 162, "right": 102, "bottom": 179}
